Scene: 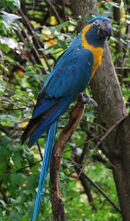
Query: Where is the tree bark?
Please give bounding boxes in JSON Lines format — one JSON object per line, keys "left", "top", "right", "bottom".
{"left": 71, "top": 0, "right": 97, "bottom": 16}
{"left": 70, "top": 1, "right": 130, "bottom": 221}
{"left": 113, "top": 0, "right": 124, "bottom": 76}
{"left": 50, "top": 100, "right": 85, "bottom": 221}
{"left": 113, "top": 115, "right": 130, "bottom": 220}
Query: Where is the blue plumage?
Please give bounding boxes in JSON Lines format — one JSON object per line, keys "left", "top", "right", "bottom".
{"left": 32, "top": 122, "right": 57, "bottom": 221}
{"left": 25, "top": 48, "right": 93, "bottom": 148}
{"left": 21, "top": 16, "right": 112, "bottom": 221}
{"left": 29, "top": 96, "right": 73, "bottom": 147}
{"left": 88, "top": 16, "right": 111, "bottom": 24}
{"left": 45, "top": 48, "right": 93, "bottom": 98}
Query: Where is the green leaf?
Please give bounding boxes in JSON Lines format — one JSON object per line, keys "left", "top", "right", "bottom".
{"left": 0, "top": 43, "right": 10, "bottom": 53}
{"left": 9, "top": 210, "right": 21, "bottom": 221}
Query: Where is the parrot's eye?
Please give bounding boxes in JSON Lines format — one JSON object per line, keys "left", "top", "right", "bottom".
{"left": 93, "top": 21, "right": 99, "bottom": 26}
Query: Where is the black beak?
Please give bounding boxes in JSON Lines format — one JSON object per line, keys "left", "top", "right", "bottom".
{"left": 99, "top": 21, "right": 112, "bottom": 40}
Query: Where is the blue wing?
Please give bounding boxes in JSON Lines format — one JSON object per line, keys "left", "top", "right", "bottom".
{"left": 21, "top": 47, "right": 93, "bottom": 147}
{"left": 31, "top": 47, "right": 93, "bottom": 119}
{"left": 45, "top": 48, "right": 93, "bottom": 98}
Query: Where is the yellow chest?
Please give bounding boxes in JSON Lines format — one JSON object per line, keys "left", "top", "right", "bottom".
{"left": 81, "top": 24, "right": 103, "bottom": 79}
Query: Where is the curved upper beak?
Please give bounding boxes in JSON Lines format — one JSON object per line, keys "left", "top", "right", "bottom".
{"left": 102, "top": 21, "right": 112, "bottom": 39}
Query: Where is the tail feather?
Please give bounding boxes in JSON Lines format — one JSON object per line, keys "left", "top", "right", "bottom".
{"left": 21, "top": 115, "right": 42, "bottom": 145}
{"left": 32, "top": 122, "right": 57, "bottom": 221}
{"left": 21, "top": 103, "right": 57, "bottom": 145}
{"left": 21, "top": 98, "right": 57, "bottom": 144}
{"left": 21, "top": 96, "right": 73, "bottom": 221}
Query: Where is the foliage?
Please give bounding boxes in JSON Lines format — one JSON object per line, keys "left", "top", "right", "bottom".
{"left": 0, "top": 0, "right": 129, "bottom": 220}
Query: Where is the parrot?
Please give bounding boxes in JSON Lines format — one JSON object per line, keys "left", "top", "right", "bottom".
{"left": 21, "top": 16, "right": 112, "bottom": 221}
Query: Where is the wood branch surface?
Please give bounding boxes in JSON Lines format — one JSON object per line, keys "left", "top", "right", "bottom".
{"left": 50, "top": 100, "right": 85, "bottom": 221}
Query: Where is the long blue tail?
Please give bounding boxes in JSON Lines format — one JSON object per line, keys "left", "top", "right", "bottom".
{"left": 32, "top": 121, "right": 57, "bottom": 221}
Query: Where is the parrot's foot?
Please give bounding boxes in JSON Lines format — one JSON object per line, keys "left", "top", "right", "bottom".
{"left": 79, "top": 94, "right": 98, "bottom": 107}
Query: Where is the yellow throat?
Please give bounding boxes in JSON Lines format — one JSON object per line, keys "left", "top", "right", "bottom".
{"left": 81, "top": 24, "right": 103, "bottom": 79}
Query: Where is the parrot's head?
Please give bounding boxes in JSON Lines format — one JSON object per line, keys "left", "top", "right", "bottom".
{"left": 83, "top": 16, "right": 112, "bottom": 48}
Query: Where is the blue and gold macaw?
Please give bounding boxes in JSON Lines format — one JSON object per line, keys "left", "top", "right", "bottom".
{"left": 22, "top": 16, "right": 112, "bottom": 221}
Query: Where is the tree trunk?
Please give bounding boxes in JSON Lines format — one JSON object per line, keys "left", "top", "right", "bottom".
{"left": 113, "top": 0, "right": 124, "bottom": 76}
{"left": 70, "top": 1, "right": 130, "bottom": 221}
{"left": 71, "top": 0, "right": 96, "bottom": 16}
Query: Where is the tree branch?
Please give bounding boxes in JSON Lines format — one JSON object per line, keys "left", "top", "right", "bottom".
{"left": 94, "top": 115, "right": 127, "bottom": 153}
{"left": 50, "top": 99, "right": 85, "bottom": 221}
{"left": 46, "top": 0, "right": 62, "bottom": 24}
{"left": 37, "top": 141, "right": 43, "bottom": 160}
{"left": 18, "top": 8, "right": 51, "bottom": 72}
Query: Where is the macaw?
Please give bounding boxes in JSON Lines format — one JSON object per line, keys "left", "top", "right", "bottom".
{"left": 21, "top": 16, "right": 112, "bottom": 221}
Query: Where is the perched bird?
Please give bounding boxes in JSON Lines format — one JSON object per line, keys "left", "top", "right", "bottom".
{"left": 21, "top": 16, "right": 112, "bottom": 221}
